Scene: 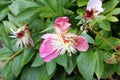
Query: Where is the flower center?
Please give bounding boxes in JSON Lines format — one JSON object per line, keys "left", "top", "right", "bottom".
{"left": 116, "top": 45, "right": 120, "bottom": 51}
{"left": 17, "top": 31, "right": 24, "bottom": 38}
{"left": 61, "top": 33, "right": 75, "bottom": 45}
{"left": 62, "top": 36, "right": 69, "bottom": 43}
{"left": 84, "top": 9, "right": 94, "bottom": 19}
{"left": 51, "top": 33, "right": 77, "bottom": 55}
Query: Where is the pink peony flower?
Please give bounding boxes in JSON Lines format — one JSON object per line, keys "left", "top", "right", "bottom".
{"left": 84, "top": 0, "right": 104, "bottom": 19}
{"left": 39, "top": 17, "right": 89, "bottom": 62}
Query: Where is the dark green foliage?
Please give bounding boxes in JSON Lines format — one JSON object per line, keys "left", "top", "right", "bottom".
{"left": 0, "top": 0, "right": 120, "bottom": 80}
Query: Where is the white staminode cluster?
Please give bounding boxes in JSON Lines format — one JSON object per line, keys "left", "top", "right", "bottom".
{"left": 10, "top": 24, "right": 34, "bottom": 48}
{"left": 51, "top": 31, "right": 77, "bottom": 56}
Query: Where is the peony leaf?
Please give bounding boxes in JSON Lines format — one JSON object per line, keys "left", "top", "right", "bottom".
{"left": 77, "top": 49, "right": 96, "bottom": 80}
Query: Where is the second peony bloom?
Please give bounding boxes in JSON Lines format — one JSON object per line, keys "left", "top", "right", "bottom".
{"left": 39, "top": 17, "right": 89, "bottom": 62}
{"left": 84, "top": 0, "right": 104, "bottom": 19}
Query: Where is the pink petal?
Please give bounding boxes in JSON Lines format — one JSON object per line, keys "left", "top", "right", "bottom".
{"left": 55, "top": 17, "right": 69, "bottom": 24}
{"left": 40, "top": 38, "right": 55, "bottom": 57}
{"left": 40, "top": 37, "right": 61, "bottom": 62}
{"left": 43, "top": 50, "right": 61, "bottom": 62}
{"left": 55, "top": 17, "right": 71, "bottom": 33}
{"left": 41, "top": 33, "right": 53, "bottom": 39}
{"left": 75, "top": 36, "right": 89, "bottom": 51}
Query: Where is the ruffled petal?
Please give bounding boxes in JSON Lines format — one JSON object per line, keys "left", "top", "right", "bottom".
{"left": 75, "top": 36, "right": 89, "bottom": 51}
{"left": 40, "top": 38, "right": 61, "bottom": 62}
{"left": 40, "top": 38, "right": 55, "bottom": 57}
{"left": 87, "top": 0, "right": 102, "bottom": 10}
{"left": 43, "top": 50, "right": 60, "bottom": 62}
{"left": 55, "top": 17, "right": 69, "bottom": 24}
{"left": 41, "top": 33, "right": 53, "bottom": 39}
{"left": 55, "top": 17, "right": 71, "bottom": 33}
{"left": 87, "top": 0, "right": 104, "bottom": 15}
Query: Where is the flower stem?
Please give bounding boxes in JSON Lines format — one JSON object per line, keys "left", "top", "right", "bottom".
{"left": 0, "top": 48, "right": 23, "bottom": 67}
{"left": 89, "top": 29, "right": 119, "bottom": 54}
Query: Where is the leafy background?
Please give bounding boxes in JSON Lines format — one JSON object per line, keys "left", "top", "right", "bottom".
{"left": 0, "top": 0, "right": 120, "bottom": 80}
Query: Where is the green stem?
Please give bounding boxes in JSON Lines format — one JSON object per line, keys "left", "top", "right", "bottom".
{"left": 58, "top": 0, "right": 63, "bottom": 16}
{"left": 0, "top": 48, "right": 23, "bottom": 67}
{"left": 90, "top": 29, "right": 119, "bottom": 54}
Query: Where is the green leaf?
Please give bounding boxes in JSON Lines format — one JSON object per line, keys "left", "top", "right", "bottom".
{"left": 59, "top": 0, "right": 74, "bottom": 7}
{"left": 46, "top": 0, "right": 63, "bottom": 14}
{"left": 46, "top": 61, "right": 56, "bottom": 75}
{"left": 9, "top": 0, "right": 39, "bottom": 15}
{"left": 0, "top": 44, "right": 13, "bottom": 60}
{"left": 77, "top": 50, "right": 96, "bottom": 80}
{"left": 103, "top": 0, "right": 119, "bottom": 14}
{"left": 0, "top": 25, "right": 13, "bottom": 51}
{"left": 29, "top": 18, "right": 45, "bottom": 32}
{"left": 64, "top": 56, "right": 76, "bottom": 75}
{"left": 81, "top": 31, "right": 94, "bottom": 44}
{"left": 39, "top": 64, "right": 51, "bottom": 80}
{"left": 37, "top": 0, "right": 63, "bottom": 16}
{"left": 95, "top": 30, "right": 110, "bottom": 46}
{"left": 77, "top": 8, "right": 85, "bottom": 16}
{"left": 77, "top": 0, "right": 88, "bottom": 7}
{"left": 31, "top": 53, "right": 44, "bottom": 67}
{"left": 107, "top": 8, "right": 120, "bottom": 16}
{"left": 1, "top": 62, "right": 15, "bottom": 80}
{"left": 3, "top": 21, "right": 17, "bottom": 30}
{"left": 41, "top": 23, "right": 54, "bottom": 33}
{"left": 0, "top": 0, "right": 11, "bottom": 5}
{"left": 116, "top": 64, "right": 120, "bottom": 76}
{"left": 94, "top": 15, "right": 106, "bottom": 23}
{"left": 101, "top": 63, "right": 116, "bottom": 79}
{"left": 47, "top": 0, "right": 59, "bottom": 11}
{"left": 53, "top": 66, "right": 66, "bottom": 80}
{"left": 0, "top": 8, "right": 9, "bottom": 21}
{"left": 98, "top": 20, "right": 111, "bottom": 31}
{"left": 100, "top": 37, "right": 120, "bottom": 50}
{"left": 106, "top": 16, "right": 119, "bottom": 22}
{"left": 21, "top": 66, "right": 41, "bottom": 80}
{"left": 22, "top": 64, "right": 50, "bottom": 80}
{"left": 12, "top": 54, "right": 23, "bottom": 77}
{"left": 21, "top": 47, "right": 35, "bottom": 66}
{"left": 8, "top": 13, "right": 22, "bottom": 27}
{"left": 62, "top": 8, "right": 74, "bottom": 15}
{"left": 95, "top": 50, "right": 104, "bottom": 80}
{"left": 15, "top": 7, "right": 40, "bottom": 21}
{"left": 103, "top": 51, "right": 117, "bottom": 64}
{"left": 55, "top": 54, "right": 67, "bottom": 67}
{"left": 39, "top": 7, "right": 58, "bottom": 18}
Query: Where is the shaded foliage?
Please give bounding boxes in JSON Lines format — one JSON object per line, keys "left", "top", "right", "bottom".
{"left": 0, "top": 0, "right": 120, "bottom": 80}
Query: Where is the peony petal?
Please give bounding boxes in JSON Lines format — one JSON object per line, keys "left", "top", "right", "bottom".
{"left": 62, "top": 22, "right": 71, "bottom": 31}
{"left": 16, "top": 40, "right": 22, "bottom": 48}
{"left": 40, "top": 38, "right": 55, "bottom": 58}
{"left": 41, "top": 33, "right": 53, "bottom": 39}
{"left": 29, "top": 37, "right": 34, "bottom": 47}
{"left": 55, "top": 17, "right": 71, "bottom": 33}
{"left": 75, "top": 36, "right": 89, "bottom": 51}
{"left": 55, "top": 17, "right": 69, "bottom": 24}
{"left": 43, "top": 50, "right": 61, "bottom": 62}
{"left": 40, "top": 38, "right": 61, "bottom": 62}
{"left": 87, "top": 0, "right": 101, "bottom": 10}
{"left": 87, "top": 0, "right": 104, "bottom": 15}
